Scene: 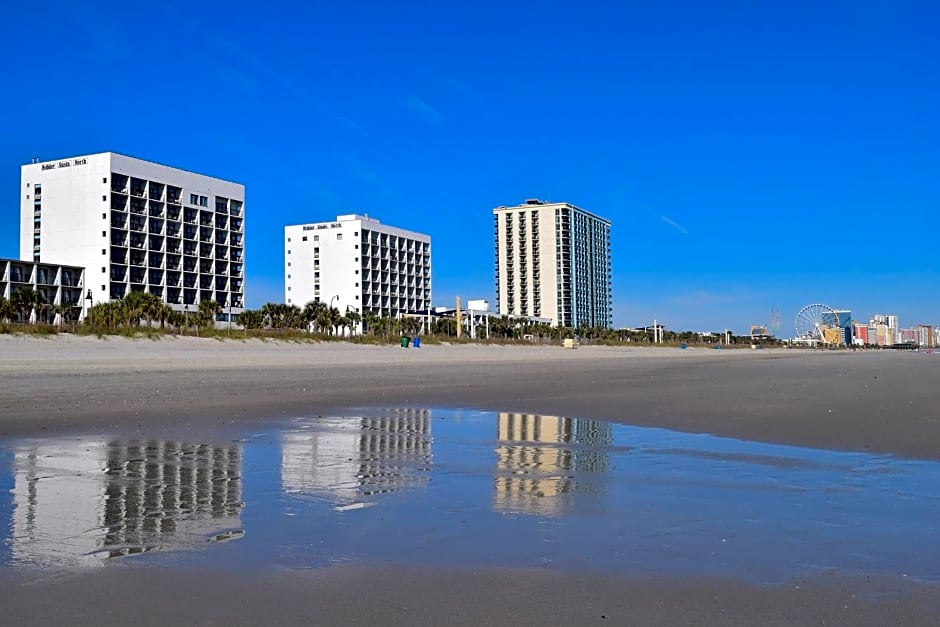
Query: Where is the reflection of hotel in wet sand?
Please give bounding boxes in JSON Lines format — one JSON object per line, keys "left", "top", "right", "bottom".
{"left": 11, "top": 439, "right": 243, "bottom": 566}
{"left": 495, "top": 413, "right": 612, "bottom": 516}
{"left": 281, "top": 409, "right": 432, "bottom": 503}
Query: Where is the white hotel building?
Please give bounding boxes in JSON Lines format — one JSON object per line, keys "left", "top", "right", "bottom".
{"left": 284, "top": 214, "right": 431, "bottom": 326}
{"left": 20, "top": 152, "right": 244, "bottom": 317}
{"left": 494, "top": 199, "right": 612, "bottom": 328}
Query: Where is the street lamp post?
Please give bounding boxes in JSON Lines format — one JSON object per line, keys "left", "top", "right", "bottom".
{"left": 85, "top": 289, "right": 93, "bottom": 327}
{"left": 184, "top": 304, "right": 189, "bottom": 336}
{"left": 330, "top": 295, "right": 339, "bottom": 336}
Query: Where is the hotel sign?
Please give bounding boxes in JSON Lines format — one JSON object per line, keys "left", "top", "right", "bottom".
{"left": 41, "top": 157, "right": 88, "bottom": 171}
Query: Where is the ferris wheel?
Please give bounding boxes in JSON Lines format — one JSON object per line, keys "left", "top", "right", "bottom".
{"left": 794, "top": 303, "right": 837, "bottom": 341}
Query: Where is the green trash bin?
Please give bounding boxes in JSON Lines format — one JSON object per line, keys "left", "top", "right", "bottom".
{"left": 400, "top": 336, "right": 410, "bottom": 348}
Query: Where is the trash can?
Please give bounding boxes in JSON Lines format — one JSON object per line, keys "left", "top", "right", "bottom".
{"left": 412, "top": 337, "right": 421, "bottom": 348}
{"left": 400, "top": 336, "right": 410, "bottom": 348}
{"left": 679, "top": 342, "right": 687, "bottom": 349}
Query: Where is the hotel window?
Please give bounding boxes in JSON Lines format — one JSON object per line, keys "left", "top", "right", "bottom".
{"left": 336, "top": 233, "right": 342, "bottom": 240}
{"left": 190, "top": 193, "right": 198, "bottom": 204}
{"left": 287, "top": 237, "right": 291, "bottom": 243}
{"left": 314, "top": 235, "right": 319, "bottom": 241}
{"left": 302, "top": 236, "right": 307, "bottom": 241}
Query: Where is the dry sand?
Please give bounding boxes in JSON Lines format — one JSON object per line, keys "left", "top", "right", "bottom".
{"left": 1, "top": 335, "right": 939, "bottom": 625}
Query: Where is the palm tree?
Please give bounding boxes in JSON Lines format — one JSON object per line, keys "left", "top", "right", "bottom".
{"left": 122, "top": 292, "right": 147, "bottom": 328}
{"left": 345, "top": 310, "right": 361, "bottom": 336}
{"left": 139, "top": 293, "right": 164, "bottom": 328}
{"left": 11, "top": 287, "right": 38, "bottom": 324}
{"left": 197, "top": 300, "right": 223, "bottom": 333}
{"left": 363, "top": 311, "right": 380, "bottom": 336}
{"left": 238, "top": 309, "right": 264, "bottom": 330}
{"left": 0, "top": 296, "right": 13, "bottom": 323}
{"left": 303, "top": 300, "right": 328, "bottom": 333}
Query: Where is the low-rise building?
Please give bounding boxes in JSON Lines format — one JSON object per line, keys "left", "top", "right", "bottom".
{"left": 0, "top": 257, "right": 86, "bottom": 323}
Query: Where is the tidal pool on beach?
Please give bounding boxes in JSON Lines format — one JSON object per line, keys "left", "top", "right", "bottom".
{"left": 1, "top": 408, "right": 938, "bottom": 584}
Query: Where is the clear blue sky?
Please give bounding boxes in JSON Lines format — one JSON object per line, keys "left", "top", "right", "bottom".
{"left": 2, "top": 1, "right": 938, "bottom": 334}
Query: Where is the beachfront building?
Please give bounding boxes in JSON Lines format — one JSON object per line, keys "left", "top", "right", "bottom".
{"left": 20, "top": 153, "right": 244, "bottom": 321}
{"left": 284, "top": 214, "right": 431, "bottom": 330}
{"left": 493, "top": 199, "right": 612, "bottom": 328}
{"left": 0, "top": 257, "right": 86, "bottom": 323}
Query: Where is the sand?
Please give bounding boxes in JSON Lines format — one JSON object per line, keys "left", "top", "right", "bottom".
{"left": 1, "top": 335, "right": 939, "bottom": 625}
{"left": 1, "top": 335, "right": 938, "bottom": 459}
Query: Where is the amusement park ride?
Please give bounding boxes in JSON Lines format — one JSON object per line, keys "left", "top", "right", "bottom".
{"left": 793, "top": 303, "right": 847, "bottom": 346}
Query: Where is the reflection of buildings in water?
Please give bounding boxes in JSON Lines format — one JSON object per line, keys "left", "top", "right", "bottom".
{"left": 100, "top": 441, "right": 243, "bottom": 558}
{"left": 281, "top": 410, "right": 432, "bottom": 503}
{"left": 10, "top": 439, "right": 243, "bottom": 566}
{"left": 494, "top": 413, "right": 612, "bottom": 516}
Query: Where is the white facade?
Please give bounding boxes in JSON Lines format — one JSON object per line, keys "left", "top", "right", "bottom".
{"left": 284, "top": 214, "right": 431, "bottom": 327}
{"left": 494, "top": 199, "right": 611, "bottom": 328}
{"left": 20, "top": 152, "right": 244, "bottom": 317}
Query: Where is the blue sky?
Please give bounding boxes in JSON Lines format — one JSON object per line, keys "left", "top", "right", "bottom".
{"left": 2, "top": 1, "right": 938, "bottom": 333}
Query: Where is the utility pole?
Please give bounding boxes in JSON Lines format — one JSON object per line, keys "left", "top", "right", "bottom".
{"left": 456, "top": 296, "right": 462, "bottom": 339}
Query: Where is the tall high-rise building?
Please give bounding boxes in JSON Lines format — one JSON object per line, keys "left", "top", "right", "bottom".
{"left": 493, "top": 199, "right": 611, "bottom": 328}
{"left": 284, "top": 214, "right": 431, "bottom": 327}
{"left": 20, "top": 153, "right": 245, "bottom": 319}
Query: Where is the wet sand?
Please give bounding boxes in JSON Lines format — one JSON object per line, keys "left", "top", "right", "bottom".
{"left": 1, "top": 336, "right": 939, "bottom": 625}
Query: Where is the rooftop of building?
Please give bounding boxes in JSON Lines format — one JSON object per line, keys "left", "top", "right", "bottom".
{"left": 493, "top": 198, "right": 611, "bottom": 224}
{"left": 22, "top": 151, "right": 244, "bottom": 186}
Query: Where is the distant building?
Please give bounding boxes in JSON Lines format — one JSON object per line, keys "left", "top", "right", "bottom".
{"left": 1, "top": 257, "right": 86, "bottom": 323}
{"left": 823, "top": 309, "right": 853, "bottom": 345}
{"left": 493, "top": 199, "right": 611, "bottom": 328}
{"left": 20, "top": 152, "right": 245, "bottom": 320}
{"left": 284, "top": 214, "right": 431, "bottom": 329}
{"left": 916, "top": 325, "right": 934, "bottom": 347}
{"left": 852, "top": 321, "right": 868, "bottom": 345}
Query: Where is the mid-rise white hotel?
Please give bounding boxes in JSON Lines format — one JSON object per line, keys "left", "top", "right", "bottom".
{"left": 284, "top": 214, "right": 431, "bottom": 326}
{"left": 20, "top": 152, "right": 244, "bottom": 318}
{"left": 494, "top": 199, "right": 612, "bottom": 328}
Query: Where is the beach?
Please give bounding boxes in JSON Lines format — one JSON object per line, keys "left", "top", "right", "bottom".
{"left": 1, "top": 336, "right": 939, "bottom": 625}
{"left": 1, "top": 335, "right": 938, "bottom": 459}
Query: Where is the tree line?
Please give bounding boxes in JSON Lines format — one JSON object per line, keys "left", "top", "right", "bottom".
{"left": 3, "top": 289, "right": 779, "bottom": 346}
